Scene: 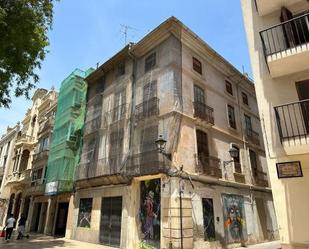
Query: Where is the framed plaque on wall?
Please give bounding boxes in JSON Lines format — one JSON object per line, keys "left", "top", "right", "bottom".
{"left": 276, "top": 161, "right": 303, "bottom": 178}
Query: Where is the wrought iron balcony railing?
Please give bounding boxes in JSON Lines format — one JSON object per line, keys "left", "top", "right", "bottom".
{"left": 260, "top": 13, "right": 309, "bottom": 57}
{"left": 76, "top": 150, "right": 169, "bottom": 180}
{"left": 135, "top": 97, "right": 159, "bottom": 121}
{"left": 193, "top": 102, "right": 214, "bottom": 125}
{"left": 195, "top": 153, "right": 222, "bottom": 178}
{"left": 245, "top": 128, "right": 260, "bottom": 145}
{"left": 274, "top": 99, "right": 309, "bottom": 143}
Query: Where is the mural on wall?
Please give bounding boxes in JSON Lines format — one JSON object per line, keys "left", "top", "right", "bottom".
{"left": 222, "top": 194, "right": 247, "bottom": 243}
{"left": 140, "top": 179, "right": 161, "bottom": 248}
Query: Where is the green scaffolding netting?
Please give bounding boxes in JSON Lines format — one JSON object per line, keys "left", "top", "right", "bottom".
{"left": 45, "top": 68, "right": 93, "bottom": 195}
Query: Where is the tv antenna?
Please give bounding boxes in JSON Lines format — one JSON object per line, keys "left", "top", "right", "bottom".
{"left": 120, "top": 24, "right": 138, "bottom": 45}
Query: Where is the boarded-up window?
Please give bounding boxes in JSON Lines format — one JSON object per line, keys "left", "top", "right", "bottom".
{"left": 193, "top": 57, "right": 202, "bottom": 75}
{"left": 145, "top": 52, "right": 156, "bottom": 72}
{"left": 226, "top": 81, "right": 233, "bottom": 95}
{"left": 78, "top": 198, "right": 92, "bottom": 228}
{"left": 228, "top": 105, "right": 236, "bottom": 129}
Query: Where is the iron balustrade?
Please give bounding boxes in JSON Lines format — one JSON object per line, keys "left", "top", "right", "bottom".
{"left": 195, "top": 153, "right": 222, "bottom": 178}
{"left": 76, "top": 150, "right": 169, "bottom": 180}
{"left": 260, "top": 13, "right": 309, "bottom": 57}
{"left": 193, "top": 102, "right": 214, "bottom": 125}
{"left": 274, "top": 99, "right": 309, "bottom": 143}
{"left": 246, "top": 128, "right": 260, "bottom": 145}
{"left": 135, "top": 97, "right": 159, "bottom": 121}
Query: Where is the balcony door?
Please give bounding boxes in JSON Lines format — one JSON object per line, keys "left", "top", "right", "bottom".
{"left": 281, "top": 7, "right": 309, "bottom": 48}
{"left": 296, "top": 80, "right": 309, "bottom": 133}
{"left": 196, "top": 130, "right": 209, "bottom": 172}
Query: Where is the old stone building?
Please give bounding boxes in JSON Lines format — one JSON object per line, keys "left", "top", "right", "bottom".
{"left": 0, "top": 123, "right": 20, "bottom": 226}
{"left": 0, "top": 88, "right": 57, "bottom": 230}
{"left": 241, "top": 1, "right": 309, "bottom": 248}
{"left": 68, "top": 17, "right": 278, "bottom": 249}
{"left": 25, "top": 89, "right": 57, "bottom": 234}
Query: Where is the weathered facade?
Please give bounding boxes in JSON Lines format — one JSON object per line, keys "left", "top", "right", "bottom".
{"left": 241, "top": 1, "right": 309, "bottom": 248}
{"left": 0, "top": 123, "right": 20, "bottom": 226}
{"left": 0, "top": 88, "right": 57, "bottom": 230}
{"left": 25, "top": 90, "right": 57, "bottom": 234}
{"left": 68, "top": 17, "right": 278, "bottom": 249}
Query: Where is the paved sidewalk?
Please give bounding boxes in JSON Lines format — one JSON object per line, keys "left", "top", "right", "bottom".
{"left": 237, "top": 240, "right": 281, "bottom": 249}
{"left": 0, "top": 233, "right": 281, "bottom": 249}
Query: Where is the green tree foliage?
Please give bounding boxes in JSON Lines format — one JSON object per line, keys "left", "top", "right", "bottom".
{"left": 0, "top": 0, "right": 55, "bottom": 107}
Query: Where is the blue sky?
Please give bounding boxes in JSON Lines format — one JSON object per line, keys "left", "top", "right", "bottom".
{"left": 0, "top": 0, "right": 251, "bottom": 134}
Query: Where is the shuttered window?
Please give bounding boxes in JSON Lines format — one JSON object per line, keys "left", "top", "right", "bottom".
{"left": 193, "top": 57, "right": 202, "bottom": 74}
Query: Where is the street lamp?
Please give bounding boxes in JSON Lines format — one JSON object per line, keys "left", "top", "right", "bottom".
{"left": 223, "top": 147, "right": 239, "bottom": 167}
{"left": 155, "top": 135, "right": 194, "bottom": 249}
{"left": 155, "top": 135, "right": 167, "bottom": 153}
{"left": 155, "top": 135, "right": 171, "bottom": 160}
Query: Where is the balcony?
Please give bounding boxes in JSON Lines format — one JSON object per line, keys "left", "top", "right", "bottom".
{"left": 245, "top": 128, "right": 260, "bottom": 146}
{"left": 274, "top": 99, "right": 309, "bottom": 154}
{"left": 195, "top": 154, "right": 222, "bottom": 178}
{"left": 76, "top": 150, "right": 169, "bottom": 181}
{"left": 253, "top": 169, "right": 269, "bottom": 187}
{"left": 28, "top": 180, "right": 45, "bottom": 195}
{"left": 32, "top": 150, "right": 49, "bottom": 163}
{"left": 260, "top": 13, "right": 309, "bottom": 77}
{"left": 6, "top": 169, "right": 31, "bottom": 185}
{"left": 255, "top": 0, "right": 304, "bottom": 16}
{"left": 135, "top": 97, "right": 159, "bottom": 122}
{"left": 16, "top": 134, "right": 35, "bottom": 145}
{"left": 84, "top": 104, "right": 128, "bottom": 135}
{"left": 193, "top": 102, "right": 214, "bottom": 126}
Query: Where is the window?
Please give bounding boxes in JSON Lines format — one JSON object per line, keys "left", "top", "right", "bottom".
{"left": 109, "top": 129, "right": 124, "bottom": 158}
{"left": 249, "top": 149, "right": 258, "bottom": 176}
{"left": 227, "top": 105, "right": 236, "bottom": 129}
{"left": 193, "top": 57, "right": 202, "bottom": 75}
{"left": 143, "top": 81, "right": 157, "bottom": 101}
{"left": 194, "top": 85, "right": 205, "bottom": 104}
{"left": 39, "top": 137, "right": 49, "bottom": 152}
{"left": 116, "top": 61, "right": 125, "bottom": 77}
{"left": 78, "top": 198, "right": 93, "bottom": 228}
{"left": 244, "top": 114, "right": 252, "bottom": 131}
{"left": 202, "top": 198, "right": 216, "bottom": 241}
{"left": 145, "top": 52, "right": 156, "bottom": 72}
{"left": 196, "top": 130, "right": 209, "bottom": 157}
{"left": 113, "top": 90, "right": 126, "bottom": 121}
{"left": 232, "top": 145, "right": 241, "bottom": 173}
{"left": 242, "top": 92, "right": 249, "bottom": 106}
{"left": 225, "top": 81, "right": 233, "bottom": 95}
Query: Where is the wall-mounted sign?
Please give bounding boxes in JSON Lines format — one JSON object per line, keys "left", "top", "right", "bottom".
{"left": 276, "top": 161, "right": 303, "bottom": 178}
